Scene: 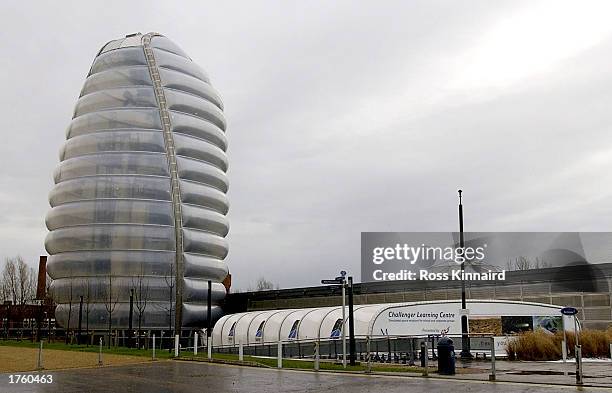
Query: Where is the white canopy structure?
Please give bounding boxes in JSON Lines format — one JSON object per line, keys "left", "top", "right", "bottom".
{"left": 212, "top": 299, "right": 575, "bottom": 347}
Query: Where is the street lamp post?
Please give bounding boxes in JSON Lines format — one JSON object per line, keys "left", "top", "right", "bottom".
{"left": 341, "top": 278, "right": 346, "bottom": 368}
{"left": 347, "top": 276, "right": 356, "bottom": 366}
{"left": 458, "top": 190, "right": 473, "bottom": 359}
{"left": 321, "top": 271, "right": 350, "bottom": 369}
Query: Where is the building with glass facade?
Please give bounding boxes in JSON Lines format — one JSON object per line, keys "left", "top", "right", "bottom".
{"left": 45, "top": 33, "right": 229, "bottom": 331}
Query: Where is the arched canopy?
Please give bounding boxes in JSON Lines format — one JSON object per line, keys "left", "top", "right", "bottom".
{"left": 211, "top": 300, "right": 573, "bottom": 347}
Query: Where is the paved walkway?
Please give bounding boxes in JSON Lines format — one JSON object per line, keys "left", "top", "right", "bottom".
{"left": 1, "top": 360, "right": 610, "bottom": 393}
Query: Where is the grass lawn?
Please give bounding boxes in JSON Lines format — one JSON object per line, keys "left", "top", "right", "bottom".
{"left": 0, "top": 339, "right": 175, "bottom": 360}
{"left": 0, "top": 340, "right": 447, "bottom": 375}
{"left": 185, "top": 352, "right": 433, "bottom": 373}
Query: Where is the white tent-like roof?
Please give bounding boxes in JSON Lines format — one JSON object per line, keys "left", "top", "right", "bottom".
{"left": 212, "top": 299, "right": 573, "bottom": 347}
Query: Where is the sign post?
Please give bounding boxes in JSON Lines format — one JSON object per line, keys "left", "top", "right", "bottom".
{"left": 560, "top": 307, "right": 581, "bottom": 385}
{"left": 321, "top": 271, "right": 348, "bottom": 369}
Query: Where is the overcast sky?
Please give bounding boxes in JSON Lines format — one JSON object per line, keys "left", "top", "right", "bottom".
{"left": 1, "top": 0, "right": 612, "bottom": 290}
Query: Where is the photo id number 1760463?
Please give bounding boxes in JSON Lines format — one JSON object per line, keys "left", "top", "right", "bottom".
{"left": 9, "top": 374, "right": 53, "bottom": 384}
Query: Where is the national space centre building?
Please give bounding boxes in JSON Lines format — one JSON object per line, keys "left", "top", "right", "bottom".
{"left": 45, "top": 33, "right": 229, "bottom": 330}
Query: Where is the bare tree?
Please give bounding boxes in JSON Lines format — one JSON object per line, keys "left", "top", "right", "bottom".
{"left": 131, "top": 263, "right": 150, "bottom": 348}
{"left": 82, "top": 278, "right": 93, "bottom": 346}
{"left": 16, "top": 257, "right": 35, "bottom": 305}
{"left": 2, "top": 258, "right": 18, "bottom": 304}
{"left": 104, "top": 274, "right": 120, "bottom": 349}
{"left": 1, "top": 256, "right": 36, "bottom": 305}
{"left": 156, "top": 264, "right": 175, "bottom": 343}
{"left": 65, "top": 276, "right": 74, "bottom": 344}
{"left": 255, "top": 277, "right": 275, "bottom": 291}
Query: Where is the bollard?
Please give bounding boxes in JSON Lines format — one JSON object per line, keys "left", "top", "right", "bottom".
{"left": 37, "top": 341, "right": 43, "bottom": 370}
{"left": 98, "top": 337, "right": 103, "bottom": 366}
{"left": 194, "top": 332, "right": 198, "bottom": 356}
{"left": 576, "top": 345, "right": 583, "bottom": 385}
{"left": 314, "top": 341, "right": 320, "bottom": 371}
{"left": 409, "top": 338, "right": 415, "bottom": 366}
{"left": 152, "top": 334, "right": 156, "bottom": 360}
{"left": 239, "top": 342, "right": 243, "bottom": 361}
{"left": 562, "top": 340, "right": 567, "bottom": 363}
{"left": 609, "top": 343, "right": 612, "bottom": 360}
{"left": 174, "top": 335, "right": 180, "bottom": 357}
{"left": 366, "top": 336, "right": 371, "bottom": 373}
{"left": 422, "top": 341, "right": 428, "bottom": 377}
{"left": 489, "top": 337, "right": 496, "bottom": 381}
{"left": 277, "top": 341, "right": 283, "bottom": 369}
{"left": 207, "top": 336, "right": 212, "bottom": 360}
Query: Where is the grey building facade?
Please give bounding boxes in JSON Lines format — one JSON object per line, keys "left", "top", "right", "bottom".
{"left": 226, "top": 264, "right": 612, "bottom": 330}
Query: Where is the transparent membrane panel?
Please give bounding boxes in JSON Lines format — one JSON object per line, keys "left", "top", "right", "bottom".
{"left": 67, "top": 109, "right": 162, "bottom": 138}
{"left": 173, "top": 133, "right": 228, "bottom": 171}
{"left": 176, "top": 156, "right": 228, "bottom": 193}
{"left": 49, "top": 176, "right": 172, "bottom": 206}
{"left": 81, "top": 66, "right": 152, "bottom": 96}
{"left": 46, "top": 250, "right": 175, "bottom": 278}
{"left": 61, "top": 130, "right": 166, "bottom": 160}
{"left": 46, "top": 200, "right": 174, "bottom": 230}
{"left": 171, "top": 112, "right": 227, "bottom": 151}
{"left": 45, "top": 224, "right": 176, "bottom": 254}
{"left": 159, "top": 68, "right": 223, "bottom": 109}
{"left": 165, "top": 90, "right": 226, "bottom": 130}
{"left": 153, "top": 48, "right": 210, "bottom": 83}
{"left": 54, "top": 153, "right": 170, "bottom": 182}
{"left": 179, "top": 180, "right": 229, "bottom": 214}
{"left": 181, "top": 204, "right": 229, "bottom": 236}
{"left": 54, "top": 302, "right": 223, "bottom": 330}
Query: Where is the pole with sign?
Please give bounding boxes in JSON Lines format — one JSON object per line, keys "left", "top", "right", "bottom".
{"left": 560, "top": 307, "right": 581, "bottom": 384}
{"left": 321, "top": 271, "right": 348, "bottom": 369}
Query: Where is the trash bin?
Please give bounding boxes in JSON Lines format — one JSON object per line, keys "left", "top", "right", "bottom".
{"left": 437, "top": 337, "right": 455, "bottom": 375}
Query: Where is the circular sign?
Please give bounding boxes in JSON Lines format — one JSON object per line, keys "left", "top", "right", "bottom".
{"left": 560, "top": 307, "right": 578, "bottom": 316}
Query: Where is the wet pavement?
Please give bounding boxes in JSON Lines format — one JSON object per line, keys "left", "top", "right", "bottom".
{"left": 0, "top": 360, "right": 610, "bottom": 393}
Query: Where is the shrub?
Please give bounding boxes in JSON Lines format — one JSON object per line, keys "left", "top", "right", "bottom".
{"left": 505, "top": 330, "right": 561, "bottom": 361}
{"left": 506, "top": 328, "right": 611, "bottom": 360}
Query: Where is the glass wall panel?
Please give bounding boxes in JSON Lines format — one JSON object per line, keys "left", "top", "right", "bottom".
{"left": 49, "top": 176, "right": 171, "bottom": 207}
